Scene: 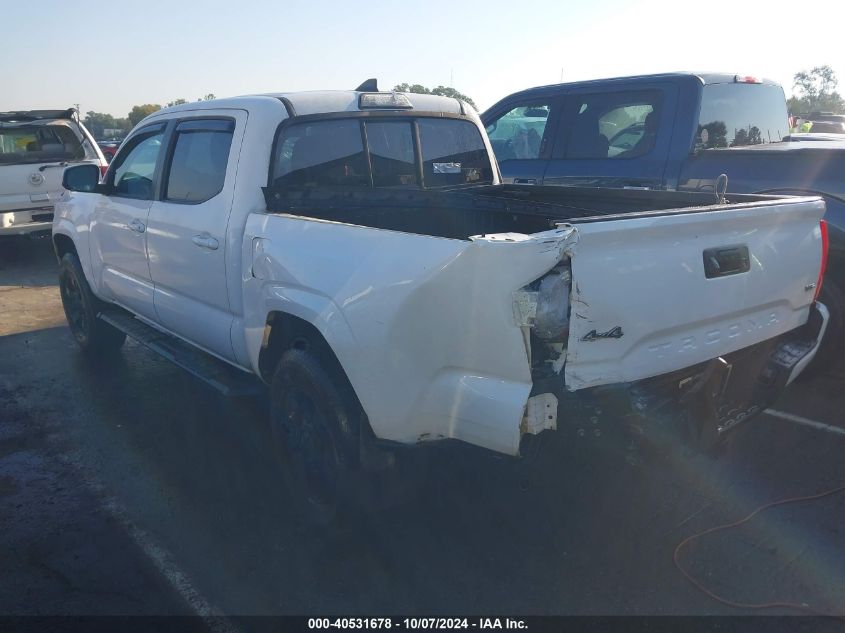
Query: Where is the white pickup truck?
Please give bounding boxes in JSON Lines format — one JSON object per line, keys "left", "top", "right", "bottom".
{"left": 54, "top": 85, "right": 829, "bottom": 516}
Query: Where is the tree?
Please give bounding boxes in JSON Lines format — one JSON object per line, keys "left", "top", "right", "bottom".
{"left": 167, "top": 98, "right": 188, "bottom": 107}
{"left": 197, "top": 93, "right": 216, "bottom": 101}
{"left": 83, "top": 111, "right": 117, "bottom": 138}
{"left": 128, "top": 104, "right": 162, "bottom": 126}
{"left": 697, "top": 121, "right": 728, "bottom": 149}
{"left": 788, "top": 65, "right": 844, "bottom": 114}
{"left": 393, "top": 83, "right": 477, "bottom": 110}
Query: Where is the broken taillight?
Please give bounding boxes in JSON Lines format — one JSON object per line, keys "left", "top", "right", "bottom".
{"left": 814, "top": 219, "right": 829, "bottom": 302}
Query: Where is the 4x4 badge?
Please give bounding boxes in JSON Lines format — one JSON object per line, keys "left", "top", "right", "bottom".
{"left": 28, "top": 172, "right": 45, "bottom": 186}
{"left": 581, "top": 326, "right": 624, "bottom": 341}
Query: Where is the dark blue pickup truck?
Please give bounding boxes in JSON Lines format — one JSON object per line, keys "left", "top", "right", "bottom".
{"left": 482, "top": 72, "right": 844, "bottom": 370}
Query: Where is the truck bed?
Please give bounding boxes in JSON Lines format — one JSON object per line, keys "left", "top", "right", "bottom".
{"left": 264, "top": 184, "right": 790, "bottom": 240}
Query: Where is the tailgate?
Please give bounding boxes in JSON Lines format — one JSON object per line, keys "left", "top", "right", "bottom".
{"left": 0, "top": 163, "right": 68, "bottom": 212}
{"left": 563, "top": 197, "right": 826, "bottom": 390}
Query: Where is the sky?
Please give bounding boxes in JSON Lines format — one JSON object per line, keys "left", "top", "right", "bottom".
{"left": 1, "top": 0, "right": 843, "bottom": 117}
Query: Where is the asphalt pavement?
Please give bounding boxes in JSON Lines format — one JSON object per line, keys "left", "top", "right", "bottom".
{"left": 1, "top": 239, "right": 844, "bottom": 620}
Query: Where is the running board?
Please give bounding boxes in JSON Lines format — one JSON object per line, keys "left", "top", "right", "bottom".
{"left": 98, "top": 311, "right": 263, "bottom": 398}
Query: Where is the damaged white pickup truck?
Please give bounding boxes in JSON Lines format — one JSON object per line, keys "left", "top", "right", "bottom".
{"left": 54, "top": 84, "right": 829, "bottom": 515}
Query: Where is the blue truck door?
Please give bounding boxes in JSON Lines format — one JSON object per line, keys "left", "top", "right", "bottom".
{"left": 484, "top": 95, "right": 564, "bottom": 184}
{"left": 541, "top": 82, "right": 678, "bottom": 189}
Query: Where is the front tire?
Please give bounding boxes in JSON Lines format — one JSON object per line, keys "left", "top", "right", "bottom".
{"left": 58, "top": 253, "right": 126, "bottom": 355}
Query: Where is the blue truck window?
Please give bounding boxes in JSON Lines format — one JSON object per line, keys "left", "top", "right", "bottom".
{"left": 696, "top": 83, "right": 788, "bottom": 149}
{"left": 486, "top": 104, "right": 551, "bottom": 161}
{"left": 561, "top": 91, "right": 663, "bottom": 160}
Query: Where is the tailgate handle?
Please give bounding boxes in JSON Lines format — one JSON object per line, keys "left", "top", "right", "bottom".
{"left": 703, "top": 245, "right": 750, "bottom": 279}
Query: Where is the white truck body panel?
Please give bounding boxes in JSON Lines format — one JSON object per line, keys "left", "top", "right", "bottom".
{"left": 564, "top": 198, "right": 827, "bottom": 390}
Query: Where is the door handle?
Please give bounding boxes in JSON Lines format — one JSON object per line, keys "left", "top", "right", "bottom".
{"left": 192, "top": 234, "right": 219, "bottom": 250}
{"left": 703, "top": 245, "right": 750, "bottom": 278}
{"left": 514, "top": 178, "right": 537, "bottom": 184}
{"left": 128, "top": 219, "right": 146, "bottom": 233}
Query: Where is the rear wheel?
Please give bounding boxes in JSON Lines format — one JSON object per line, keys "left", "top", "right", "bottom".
{"left": 270, "top": 348, "right": 360, "bottom": 525}
{"left": 270, "top": 346, "right": 429, "bottom": 525}
{"left": 58, "top": 253, "right": 126, "bottom": 355}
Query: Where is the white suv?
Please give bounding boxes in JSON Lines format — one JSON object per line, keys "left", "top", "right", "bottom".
{"left": 0, "top": 109, "right": 106, "bottom": 239}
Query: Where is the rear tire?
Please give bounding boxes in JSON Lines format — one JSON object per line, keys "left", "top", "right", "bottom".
{"left": 270, "top": 348, "right": 360, "bottom": 525}
{"left": 269, "top": 347, "right": 429, "bottom": 525}
{"left": 58, "top": 253, "right": 126, "bottom": 355}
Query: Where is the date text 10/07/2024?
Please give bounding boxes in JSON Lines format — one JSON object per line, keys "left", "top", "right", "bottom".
{"left": 307, "top": 618, "right": 528, "bottom": 630}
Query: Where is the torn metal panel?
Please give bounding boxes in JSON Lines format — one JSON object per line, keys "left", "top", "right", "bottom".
{"left": 521, "top": 392, "right": 558, "bottom": 435}
{"left": 243, "top": 213, "right": 577, "bottom": 455}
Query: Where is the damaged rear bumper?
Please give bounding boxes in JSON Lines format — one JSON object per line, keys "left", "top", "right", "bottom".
{"left": 527, "top": 302, "right": 828, "bottom": 453}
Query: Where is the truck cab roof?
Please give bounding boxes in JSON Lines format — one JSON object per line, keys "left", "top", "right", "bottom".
{"left": 152, "top": 90, "right": 468, "bottom": 119}
{"left": 493, "top": 71, "right": 782, "bottom": 103}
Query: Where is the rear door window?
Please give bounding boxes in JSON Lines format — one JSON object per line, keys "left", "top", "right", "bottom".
{"left": 558, "top": 91, "right": 663, "bottom": 159}
{"left": 0, "top": 122, "right": 86, "bottom": 165}
{"left": 164, "top": 119, "right": 234, "bottom": 203}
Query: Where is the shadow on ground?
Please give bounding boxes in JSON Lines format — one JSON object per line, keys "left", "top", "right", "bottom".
{"left": 0, "top": 238, "right": 57, "bottom": 288}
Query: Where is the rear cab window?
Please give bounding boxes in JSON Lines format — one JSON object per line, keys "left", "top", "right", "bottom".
{"left": 0, "top": 120, "right": 96, "bottom": 165}
{"left": 271, "top": 116, "right": 493, "bottom": 191}
{"left": 696, "top": 82, "right": 788, "bottom": 149}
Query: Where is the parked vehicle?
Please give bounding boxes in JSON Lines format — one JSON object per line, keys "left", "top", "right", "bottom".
{"left": 54, "top": 87, "right": 828, "bottom": 518}
{"left": 97, "top": 140, "right": 121, "bottom": 162}
{"left": 1, "top": 109, "right": 106, "bottom": 240}
{"left": 784, "top": 133, "right": 845, "bottom": 142}
{"left": 800, "top": 112, "right": 845, "bottom": 124}
{"left": 805, "top": 121, "right": 845, "bottom": 134}
{"left": 482, "top": 72, "right": 845, "bottom": 371}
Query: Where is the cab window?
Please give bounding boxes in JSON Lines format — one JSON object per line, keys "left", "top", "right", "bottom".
{"left": 697, "top": 83, "right": 787, "bottom": 149}
{"left": 558, "top": 91, "right": 663, "bottom": 159}
{"left": 485, "top": 103, "right": 552, "bottom": 161}
{"left": 110, "top": 125, "right": 165, "bottom": 200}
{"left": 271, "top": 117, "right": 493, "bottom": 190}
{"left": 418, "top": 119, "right": 493, "bottom": 187}
{"left": 366, "top": 121, "right": 418, "bottom": 187}
{"left": 273, "top": 119, "right": 368, "bottom": 189}
{"left": 164, "top": 119, "right": 234, "bottom": 203}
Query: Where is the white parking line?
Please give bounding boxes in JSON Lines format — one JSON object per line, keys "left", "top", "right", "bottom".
{"left": 764, "top": 409, "right": 845, "bottom": 437}
{"left": 57, "top": 451, "right": 243, "bottom": 633}
{"left": 100, "top": 496, "right": 243, "bottom": 633}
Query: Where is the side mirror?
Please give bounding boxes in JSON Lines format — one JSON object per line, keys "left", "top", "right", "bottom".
{"left": 62, "top": 164, "right": 101, "bottom": 193}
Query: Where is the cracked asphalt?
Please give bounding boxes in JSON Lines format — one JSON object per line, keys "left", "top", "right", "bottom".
{"left": 1, "top": 239, "right": 844, "bottom": 620}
